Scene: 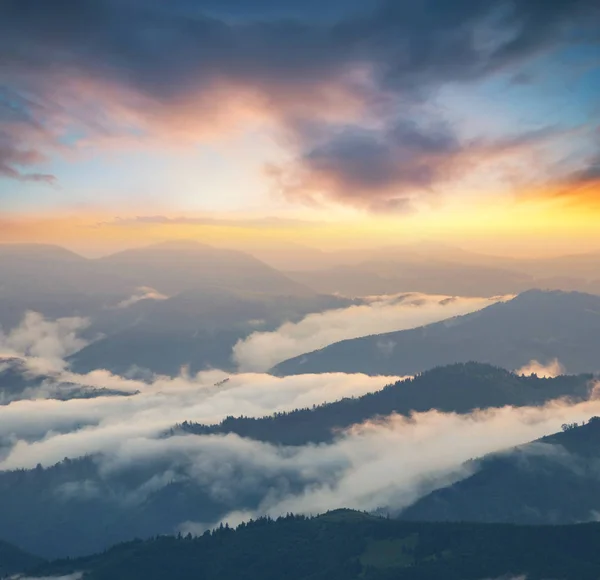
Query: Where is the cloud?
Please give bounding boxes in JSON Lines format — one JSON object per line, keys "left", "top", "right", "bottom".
{"left": 550, "top": 150, "right": 600, "bottom": 206}
{"left": 175, "top": 397, "right": 600, "bottom": 533}
{"left": 1, "top": 314, "right": 600, "bottom": 548}
{"left": 0, "top": 88, "right": 57, "bottom": 183}
{"left": 515, "top": 358, "right": 566, "bottom": 378}
{"left": 0, "top": 366, "right": 399, "bottom": 464}
{"left": 9, "top": 392, "right": 594, "bottom": 533}
{"left": 272, "top": 122, "right": 571, "bottom": 211}
{"left": 0, "top": 141, "right": 56, "bottom": 184}
{"left": 268, "top": 119, "right": 462, "bottom": 212}
{"left": 2, "top": 325, "right": 600, "bottom": 540}
{"left": 1, "top": 349, "right": 599, "bottom": 517}
{"left": 115, "top": 286, "right": 169, "bottom": 309}
{"left": 1, "top": 0, "right": 598, "bottom": 206}
{"left": 0, "top": 312, "right": 89, "bottom": 373}
{"left": 233, "top": 293, "right": 508, "bottom": 371}
{"left": 0, "top": 356, "right": 130, "bottom": 405}
{"left": 572, "top": 153, "right": 600, "bottom": 186}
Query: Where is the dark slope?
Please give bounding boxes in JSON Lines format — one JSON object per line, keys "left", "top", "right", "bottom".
{"left": 401, "top": 417, "right": 600, "bottom": 525}
{"left": 173, "top": 363, "right": 594, "bottom": 445}
{"left": 0, "top": 457, "right": 220, "bottom": 559}
{"left": 0, "top": 539, "right": 44, "bottom": 578}
{"left": 69, "top": 290, "right": 354, "bottom": 374}
{"left": 22, "top": 511, "right": 600, "bottom": 580}
{"left": 0, "top": 357, "right": 134, "bottom": 404}
{"left": 273, "top": 290, "right": 600, "bottom": 376}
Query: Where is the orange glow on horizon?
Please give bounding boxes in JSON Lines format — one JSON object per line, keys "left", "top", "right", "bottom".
{"left": 2, "top": 187, "right": 600, "bottom": 259}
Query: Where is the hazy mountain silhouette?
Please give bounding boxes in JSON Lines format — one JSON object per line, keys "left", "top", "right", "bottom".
{"left": 400, "top": 417, "right": 600, "bottom": 525}
{"left": 273, "top": 290, "right": 600, "bottom": 376}
{"left": 0, "top": 242, "right": 345, "bottom": 374}
{"left": 95, "top": 241, "right": 313, "bottom": 297}
{"left": 286, "top": 261, "right": 532, "bottom": 297}
{"left": 283, "top": 243, "right": 600, "bottom": 296}
{"left": 0, "top": 242, "right": 315, "bottom": 331}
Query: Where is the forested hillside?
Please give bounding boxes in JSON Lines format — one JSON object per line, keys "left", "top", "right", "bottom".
{"left": 0, "top": 539, "right": 43, "bottom": 577}
{"left": 401, "top": 417, "right": 600, "bottom": 524}
{"left": 20, "top": 510, "right": 600, "bottom": 580}
{"left": 172, "top": 363, "right": 593, "bottom": 445}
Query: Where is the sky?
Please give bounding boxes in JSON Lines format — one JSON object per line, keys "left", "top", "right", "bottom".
{"left": 1, "top": 0, "right": 599, "bottom": 256}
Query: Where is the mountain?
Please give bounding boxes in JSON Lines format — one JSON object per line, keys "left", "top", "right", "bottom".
{"left": 286, "top": 260, "right": 533, "bottom": 297}
{"left": 400, "top": 417, "right": 600, "bottom": 525}
{"left": 0, "top": 454, "right": 254, "bottom": 559}
{"left": 284, "top": 244, "right": 600, "bottom": 296}
{"left": 173, "top": 363, "right": 594, "bottom": 445}
{"left": 19, "top": 510, "right": 600, "bottom": 580}
{"left": 0, "top": 539, "right": 43, "bottom": 578}
{"left": 0, "top": 357, "right": 134, "bottom": 404}
{"left": 69, "top": 290, "right": 355, "bottom": 375}
{"left": 95, "top": 241, "right": 313, "bottom": 297}
{"left": 272, "top": 290, "right": 600, "bottom": 376}
{"left": 0, "top": 242, "right": 349, "bottom": 374}
{"left": 0, "top": 244, "right": 103, "bottom": 330}
{"left": 0, "top": 242, "right": 316, "bottom": 333}
{"left": 0, "top": 363, "right": 593, "bottom": 559}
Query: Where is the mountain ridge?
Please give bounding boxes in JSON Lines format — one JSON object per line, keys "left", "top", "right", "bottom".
{"left": 272, "top": 290, "right": 600, "bottom": 376}
{"left": 400, "top": 417, "right": 600, "bottom": 525}
{"left": 172, "top": 362, "right": 594, "bottom": 446}
{"left": 17, "top": 511, "right": 600, "bottom": 580}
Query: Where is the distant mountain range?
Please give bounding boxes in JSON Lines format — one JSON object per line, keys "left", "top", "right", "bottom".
{"left": 283, "top": 242, "right": 600, "bottom": 296}
{"left": 14, "top": 510, "right": 600, "bottom": 580}
{"left": 400, "top": 416, "right": 600, "bottom": 525}
{"left": 4, "top": 243, "right": 600, "bottom": 376}
{"left": 0, "top": 241, "right": 312, "bottom": 299}
{"left": 0, "top": 241, "right": 314, "bottom": 329}
{"left": 0, "top": 242, "right": 353, "bottom": 374}
{"left": 273, "top": 290, "right": 600, "bottom": 376}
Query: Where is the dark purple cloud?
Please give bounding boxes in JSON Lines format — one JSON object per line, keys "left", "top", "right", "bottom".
{"left": 0, "top": 0, "right": 598, "bottom": 207}
{"left": 270, "top": 122, "right": 567, "bottom": 211}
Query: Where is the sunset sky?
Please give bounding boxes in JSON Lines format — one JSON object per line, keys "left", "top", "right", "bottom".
{"left": 1, "top": 0, "right": 599, "bottom": 256}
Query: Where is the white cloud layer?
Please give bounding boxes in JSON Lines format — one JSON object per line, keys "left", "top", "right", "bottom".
{"left": 3, "top": 362, "right": 600, "bottom": 536}
{"left": 192, "top": 397, "right": 600, "bottom": 530}
{"left": 0, "top": 367, "right": 400, "bottom": 467}
{"left": 233, "top": 293, "right": 510, "bottom": 371}
{"left": 0, "top": 312, "right": 89, "bottom": 373}
{"left": 1, "top": 310, "right": 599, "bottom": 541}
